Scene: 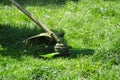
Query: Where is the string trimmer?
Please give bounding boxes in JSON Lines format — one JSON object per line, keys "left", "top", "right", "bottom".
{"left": 10, "top": 0, "right": 69, "bottom": 56}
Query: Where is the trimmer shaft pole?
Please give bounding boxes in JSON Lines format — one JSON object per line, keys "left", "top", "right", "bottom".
{"left": 10, "top": 0, "right": 60, "bottom": 42}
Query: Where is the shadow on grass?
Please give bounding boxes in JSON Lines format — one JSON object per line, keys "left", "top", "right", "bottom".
{"left": 69, "top": 48, "right": 94, "bottom": 58}
{"left": 0, "top": 24, "right": 94, "bottom": 60}
{"left": 0, "top": 24, "right": 43, "bottom": 60}
{"left": 0, "top": 0, "right": 78, "bottom": 6}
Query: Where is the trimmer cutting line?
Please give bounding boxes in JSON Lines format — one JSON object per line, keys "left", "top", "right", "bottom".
{"left": 10, "top": 0, "right": 69, "bottom": 56}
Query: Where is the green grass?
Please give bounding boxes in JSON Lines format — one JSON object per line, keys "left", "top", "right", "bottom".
{"left": 0, "top": 0, "right": 120, "bottom": 80}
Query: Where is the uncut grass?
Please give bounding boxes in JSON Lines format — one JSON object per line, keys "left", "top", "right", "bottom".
{"left": 0, "top": 0, "right": 120, "bottom": 80}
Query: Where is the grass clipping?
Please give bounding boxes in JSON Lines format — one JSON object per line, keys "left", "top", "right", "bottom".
{"left": 39, "top": 52, "right": 60, "bottom": 58}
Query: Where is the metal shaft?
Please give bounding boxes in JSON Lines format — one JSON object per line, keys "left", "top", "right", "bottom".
{"left": 10, "top": 0, "right": 60, "bottom": 42}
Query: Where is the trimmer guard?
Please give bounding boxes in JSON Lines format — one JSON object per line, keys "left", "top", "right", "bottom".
{"left": 26, "top": 33, "right": 56, "bottom": 46}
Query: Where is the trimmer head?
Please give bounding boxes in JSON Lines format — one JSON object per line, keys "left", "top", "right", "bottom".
{"left": 26, "top": 32, "right": 69, "bottom": 56}
{"left": 54, "top": 43, "right": 69, "bottom": 56}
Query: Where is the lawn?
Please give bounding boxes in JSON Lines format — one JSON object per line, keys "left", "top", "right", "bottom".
{"left": 0, "top": 0, "right": 120, "bottom": 80}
